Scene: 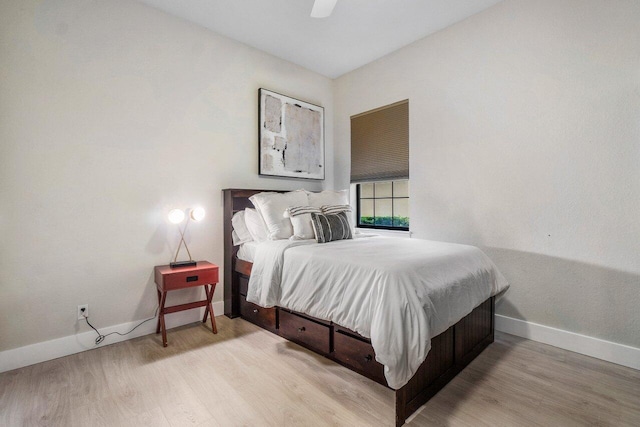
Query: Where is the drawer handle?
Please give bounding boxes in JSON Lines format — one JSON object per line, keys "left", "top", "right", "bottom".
{"left": 186, "top": 275, "right": 198, "bottom": 282}
{"left": 364, "top": 354, "right": 373, "bottom": 363}
{"left": 253, "top": 309, "right": 259, "bottom": 313}
{"left": 297, "top": 327, "right": 306, "bottom": 332}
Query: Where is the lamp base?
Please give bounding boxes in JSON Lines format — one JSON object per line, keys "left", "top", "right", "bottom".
{"left": 169, "top": 260, "right": 197, "bottom": 269}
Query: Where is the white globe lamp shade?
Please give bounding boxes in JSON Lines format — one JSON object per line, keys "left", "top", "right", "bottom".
{"left": 190, "top": 207, "right": 205, "bottom": 221}
{"left": 168, "top": 209, "right": 185, "bottom": 224}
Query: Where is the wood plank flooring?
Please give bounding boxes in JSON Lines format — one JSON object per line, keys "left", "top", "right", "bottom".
{"left": 1, "top": 316, "right": 638, "bottom": 426}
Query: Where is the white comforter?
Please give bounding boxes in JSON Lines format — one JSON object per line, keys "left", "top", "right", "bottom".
{"left": 247, "top": 236, "right": 509, "bottom": 389}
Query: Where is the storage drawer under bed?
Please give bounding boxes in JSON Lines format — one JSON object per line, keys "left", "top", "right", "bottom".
{"left": 333, "top": 327, "right": 386, "bottom": 385}
{"left": 239, "top": 298, "right": 277, "bottom": 331}
{"left": 279, "top": 310, "right": 331, "bottom": 354}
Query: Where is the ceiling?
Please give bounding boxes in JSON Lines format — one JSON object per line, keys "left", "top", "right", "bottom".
{"left": 138, "top": 0, "right": 503, "bottom": 78}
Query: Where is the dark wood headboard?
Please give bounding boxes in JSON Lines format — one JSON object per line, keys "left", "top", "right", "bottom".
{"left": 222, "top": 189, "right": 285, "bottom": 317}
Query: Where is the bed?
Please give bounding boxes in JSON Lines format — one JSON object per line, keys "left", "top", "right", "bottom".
{"left": 223, "top": 188, "right": 507, "bottom": 426}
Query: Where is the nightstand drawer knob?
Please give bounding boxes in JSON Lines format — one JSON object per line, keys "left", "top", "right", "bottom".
{"left": 186, "top": 275, "right": 198, "bottom": 282}
{"left": 297, "top": 327, "right": 306, "bottom": 333}
{"left": 253, "top": 309, "right": 259, "bottom": 313}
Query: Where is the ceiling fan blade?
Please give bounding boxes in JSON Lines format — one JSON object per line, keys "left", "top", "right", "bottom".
{"left": 311, "top": 0, "right": 337, "bottom": 18}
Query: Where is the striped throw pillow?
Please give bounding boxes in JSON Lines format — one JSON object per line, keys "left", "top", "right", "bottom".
{"left": 286, "top": 206, "right": 322, "bottom": 240}
{"left": 320, "top": 204, "right": 352, "bottom": 215}
{"left": 286, "top": 206, "right": 323, "bottom": 217}
{"left": 310, "top": 211, "right": 353, "bottom": 243}
{"left": 321, "top": 204, "right": 356, "bottom": 235}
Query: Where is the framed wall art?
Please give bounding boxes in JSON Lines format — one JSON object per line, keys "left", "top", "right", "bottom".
{"left": 258, "top": 88, "right": 324, "bottom": 180}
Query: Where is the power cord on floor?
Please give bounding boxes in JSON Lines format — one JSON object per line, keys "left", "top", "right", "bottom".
{"left": 82, "top": 306, "right": 159, "bottom": 345}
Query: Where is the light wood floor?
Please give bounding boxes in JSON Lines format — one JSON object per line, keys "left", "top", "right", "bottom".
{"left": 1, "top": 316, "right": 639, "bottom": 426}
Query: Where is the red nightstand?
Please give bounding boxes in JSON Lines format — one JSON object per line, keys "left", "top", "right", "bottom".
{"left": 153, "top": 261, "right": 219, "bottom": 347}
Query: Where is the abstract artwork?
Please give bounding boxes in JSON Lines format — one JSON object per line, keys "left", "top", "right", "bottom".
{"left": 259, "top": 88, "right": 324, "bottom": 180}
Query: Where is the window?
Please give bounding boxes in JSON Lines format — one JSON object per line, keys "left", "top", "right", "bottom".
{"left": 357, "top": 180, "right": 409, "bottom": 230}
{"left": 351, "top": 100, "right": 409, "bottom": 231}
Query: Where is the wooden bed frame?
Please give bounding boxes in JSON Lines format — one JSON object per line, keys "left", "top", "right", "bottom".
{"left": 223, "top": 189, "right": 495, "bottom": 426}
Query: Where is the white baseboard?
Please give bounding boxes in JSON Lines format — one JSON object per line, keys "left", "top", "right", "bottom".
{"left": 495, "top": 314, "right": 640, "bottom": 371}
{"left": 4, "top": 308, "right": 638, "bottom": 374}
{"left": 0, "top": 301, "right": 225, "bottom": 373}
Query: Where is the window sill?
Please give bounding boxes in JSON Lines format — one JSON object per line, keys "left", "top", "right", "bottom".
{"left": 356, "top": 228, "right": 411, "bottom": 238}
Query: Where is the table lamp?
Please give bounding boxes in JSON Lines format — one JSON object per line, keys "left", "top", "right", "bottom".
{"left": 168, "top": 207, "right": 205, "bottom": 268}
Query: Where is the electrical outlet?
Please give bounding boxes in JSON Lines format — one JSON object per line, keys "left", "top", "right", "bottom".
{"left": 77, "top": 304, "right": 88, "bottom": 320}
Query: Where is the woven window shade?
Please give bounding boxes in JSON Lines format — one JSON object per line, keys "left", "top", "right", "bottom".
{"left": 350, "top": 100, "right": 409, "bottom": 183}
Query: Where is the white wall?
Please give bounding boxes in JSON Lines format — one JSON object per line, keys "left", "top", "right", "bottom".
{"left": 335, "top": 0, "right": 640, "bottom": 348}
{"left": 0, "top": 0, "right": 332, "bottom": 352}
{"left": 2, "top": 0, "right": 638, "bottom": 362}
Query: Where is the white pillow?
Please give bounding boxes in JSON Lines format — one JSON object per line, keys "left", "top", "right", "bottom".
{"left": 231, "top": 210, "right": 253, "bottom": 246}
{"left": 285, "top": 206, "right": 322, "bottom": 240}
{"left": 249, "top": 190, "right": 309, "bottom": 240}
{"left": 244, "top": 208, "right": 268, "bottom": 243}
{"left": 306, "top": 189, "right": 349, "bottom": 207}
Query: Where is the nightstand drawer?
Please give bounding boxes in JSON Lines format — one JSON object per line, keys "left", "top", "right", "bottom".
{"left": 240, "top": 298, "right": 276, "bottom": 331}
{"left": 333, "top": 328, "right": 385, "bottom": 385}
{"left": 157, "top": 263, "right": 219, "bottom": 291}
{"left": 279, "top": 310, "right": 330, "bottom": 354}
